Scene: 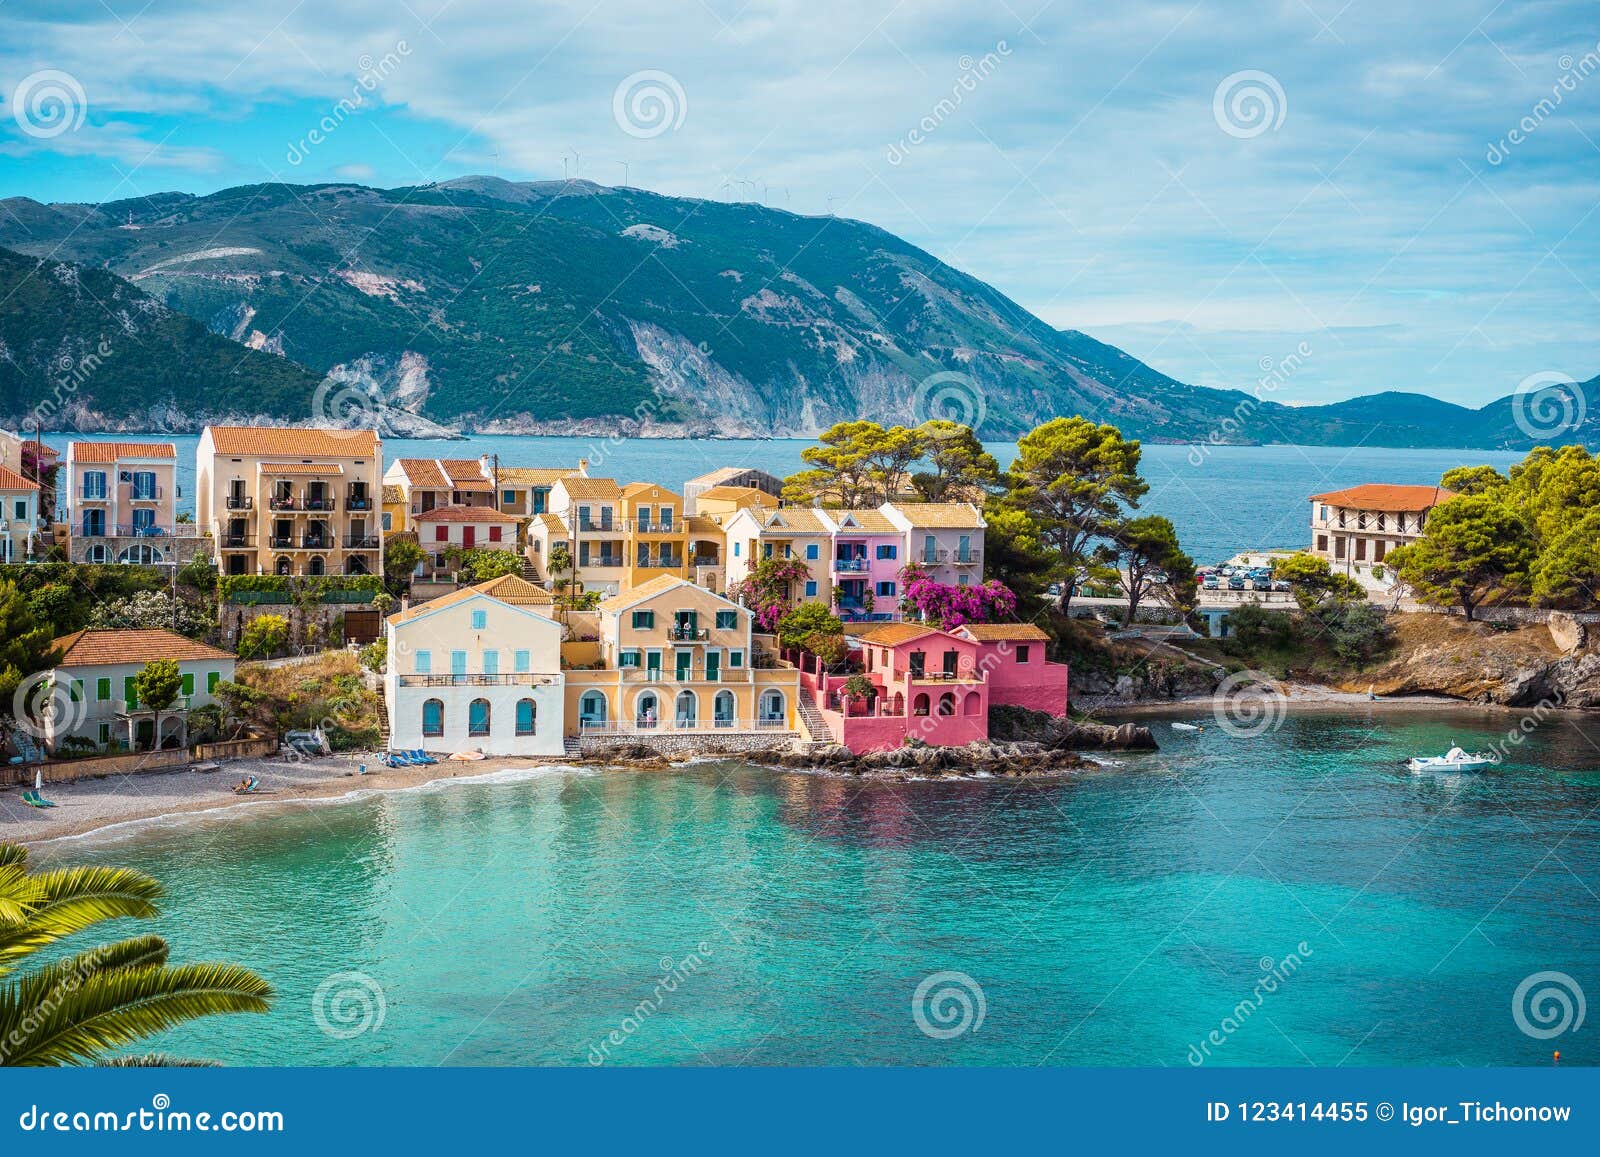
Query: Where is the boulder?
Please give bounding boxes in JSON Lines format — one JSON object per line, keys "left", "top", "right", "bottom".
{"left": 1548, "top": 611, "right": 1587, "bottom": 655}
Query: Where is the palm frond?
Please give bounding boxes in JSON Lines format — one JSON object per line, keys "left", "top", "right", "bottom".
{"left": 0, "top": 866, "right": 164, "bottom": 976}
{"left": 0, "top": 962, "right": 273, "bottom": 1067}
{"left": 99, "top": 1053, "right": 221, "bottom": 1067}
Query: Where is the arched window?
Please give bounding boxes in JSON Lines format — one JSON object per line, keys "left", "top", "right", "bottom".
{"left": 468, "top": 698, "right": 491, "bottom": 736}
{"left": 912, "top": 693, "right": 930, "bottom": 717}
{"left": 963, "top": 691, "right": 981, "bottom": 716}
{"left": 938, "top": 692, "right": 956, "bottom": 716}
{"left": 675, "top": 690, "right": 698, "bottom": 727}
{"left": 713, "top": 690, "right": 735, "bottom": 728}
{"left": 636, "top": 691, "right": 659, "bottom": 728}
{"left": 308, "top": 555, "right": 326, "bottom": 576}
{"left": 422, "top": 698, "right": 444, "bottom": 737}
{"left": 515, "top": 698, "right": 536, "bottom": 736}
{"left": 275, "top": 556, "right": 292, "bottom": 576}
{"left": 580, "top": 691, "right": 608, "bottom": 727}
{"left": 116, "top": 544, "right": 164, "bottom": 565}
{"left": 758, "top": 689, "right": 785, "bottom": 724}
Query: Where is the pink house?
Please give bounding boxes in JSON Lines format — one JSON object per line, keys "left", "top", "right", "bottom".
{"left": 955, "top": 624, "right": 1069, "bottom": 716}
{"left": 819, "top": 509, "right": 903, "bottom": 622}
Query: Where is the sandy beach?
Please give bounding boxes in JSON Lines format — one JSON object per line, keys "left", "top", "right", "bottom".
{"left": 1090, "top": 683, "right": 1502, "bottom": 717}
{"left": 0, "top": 752, "right": 583, "bottom": 846}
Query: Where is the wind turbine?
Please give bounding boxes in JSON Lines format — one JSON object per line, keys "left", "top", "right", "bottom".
{"left": 618, "top": 160, "right": 630, "bottom": 187}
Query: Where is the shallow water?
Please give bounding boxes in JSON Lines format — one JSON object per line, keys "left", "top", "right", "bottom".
{"left": 40, "top": 706, "right": 1600, "bottom": 1066}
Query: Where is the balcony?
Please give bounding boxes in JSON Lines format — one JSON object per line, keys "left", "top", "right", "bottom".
{"left": 397, "top": 674, "right": 555, "bottom": 687}
{"left": 345, "top": 490, "right": 373, "bottom": 511}
{"left": 77, "top": 524, "right": 204, "bottom": 540}
{"left": 641, "top": 556, "right": 684, "bottom": 570}
{"left": 77, "top": 490, "right": 109, "bottom": 503}
{"left": 268, "top": 494, "right": 336, "bottom": 512}
{"left": 300, "top": 534, "right": 333, "bottom": 550}
{"left": 219, "top": 533, "right": 256, "bottom": 549}
{"left": 832, "top": 557, "right": 869, "bottom": 573}
{"left": 953, "top": 550, "right": 982, "bottom": 566}
{"left": 225, "top": 495, "right": 254, "bottom": 510}
{"left": 344, "top": 533, "right": 381, "bottom": 549}
{"left": 690, "top": 554, "right": 720, "bottom": 568}
{"left": 581, "top": 718, "right": 793, "bottom": 735}
{"left": 579, "top": 555, "right": 624, "bottom": 569}
{"left": 127, "top": 487, "right": 163, "bottom": 503}
{"left": 577, "top": 520, "right": 616, "bottom": 533}
{"left": 669, "top": 626, "right": 709, "bottom": 642}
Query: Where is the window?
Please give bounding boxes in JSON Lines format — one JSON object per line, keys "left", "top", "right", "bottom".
{"left": 503, "top": 489, "right": 516, "bottom": 505}
{"left": 877, "top": 544, "right": 898, "bottom": 560}
{"left": 436, "top": 526, "right": 449, "bottom": 542}
{"left": 806, "top": 543, "right": 819, "bottom": 560}
{"left": 715, "top": 610, "right": 737, "bottom": 630}
{"left": 876, "top": 581, "right": 896, "bottom": 598}
{"left": 489, "top": 526, "right": 502, "bottom": 543}
{"left": 207, "top": 671, "right": 221, "bottom": 693}
{"left": 620, "top": 650, "right": 641, "bottom": 668}
{"left": 515, "top": 699, "right": 536, "bottom": 735}
{"left": 660, "top": 507, "right": 673, "bottom": 530}
{"left": 12, "top": 499, "right": 24, "bottom": 520}
{"left": 1016, "top": 645, "right": 1031, "bottom": 664}
{"left": 645, "top": 651, "right": 662, "bottom": 676}
{"left": 382, "top": 513, "right": 393, "bottom": 531}
{"left": 422, "top": 699, "right": 444, "bottom": 737}
{"left": 471, "top": 609, "right": 488, "bottom": 629}
{"left": 733, "top": 542, "right": 742, "bottom": 557}
{"left": 1316, "top": 534, "right": 1328, "bottom": 552}
{"left": 468, "top": 698, "right": 491, "bottom": 736}
{"left": 99, "top": 723, "right": 111, "bottom": 745}
{"left": 83, "top": 471, "right": 106, "bottom": 499}
{"left": 415, "top": 650, "right": 432, "bottom": 674}
{"left": 957, "top": 574, "right": 970, "bottom": 587}
{"left": 632, "top": 610, "right": 655, "bottom": 629}
{"left": 805, "top": 580, "right": 817, "bottom": 597}
{"left": 180, "top": 672, "right": 195, "bottom": 697}
{"left": 514, "top": 649, "right": 530, "bottom": 673}
{"left": 1319, "top": 505, "right": 1328, "bottom": 522}
{"left": 483, "top": 650, "right": 499, "bottom": 675}
{"left": 451, "top": 650, "right": 467, "bottom": 676}
{"left": 728, "top": 650, "right": 744, "bottom": 668}
{"left": 96, "top": 677, "right": 111, "bottom": 701}
{"left": 923, "top": 535, "right": 937, "bottom": 562}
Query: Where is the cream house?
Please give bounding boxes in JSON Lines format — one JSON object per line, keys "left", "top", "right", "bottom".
{"left": 883, "top": 502, "right": 986, "bottom": 587}
{"left": 0, "top": 464, "right": 41, "bottom": 564}
{"left": 722, "top": 505, "right": 834, "bottom": 609}
{"left": 196, "top": 426, "right": 383, "bottom": 578}
{"left": 1309, "top": 484, "right": 1455, "bottom": 581}
{"left": 384, "top": 574, "right": 564, "bottom": 756}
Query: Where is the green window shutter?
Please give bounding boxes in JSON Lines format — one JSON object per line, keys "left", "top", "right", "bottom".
{"left": 124, "top": 676, "right": 138, "bottom": 710}
{"left": 729, "top": 650, "right": 744, "bottom": 668}
{"left": 716, "top": 610, "right": 736, "bottom": 630}
{"left": 207, "top": 671, "right": 221, "bottom": 693}
{"left": 70, "top": 679, "right": 83, "bottom": 702}
{"left": 96, "top": 677, "right": 112, "bottom": 701}
{"left": 632, "top": 610, "right": 655, "bottom": 629}
{"left": 181, "top": 672, "right": 195, "bottom": 697}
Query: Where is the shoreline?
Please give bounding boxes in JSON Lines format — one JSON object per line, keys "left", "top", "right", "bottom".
{"left": 1085, "top": 684, "right": 1492, "bottom": 718}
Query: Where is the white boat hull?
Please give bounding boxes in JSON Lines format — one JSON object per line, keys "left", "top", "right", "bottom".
{"left": 1407, "top": 756, "right": 1497, "bottom": 772}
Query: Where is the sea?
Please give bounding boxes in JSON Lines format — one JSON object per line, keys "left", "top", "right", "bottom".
{"left": 33, "top": 707, "right": 1600, "bottom": 1066}
{"left": 43, "top": 434, "right": 1526, "bottom": 566}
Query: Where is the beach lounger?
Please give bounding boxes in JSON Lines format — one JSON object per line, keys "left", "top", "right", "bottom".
{"left": 21, "top": 790, "right": 57, "bottom": 808}
{"left": 408, "top": 750, "right": 438, "bottom": 765}
{"left": 231, "top": 776, "right": 260, "bottom": 795}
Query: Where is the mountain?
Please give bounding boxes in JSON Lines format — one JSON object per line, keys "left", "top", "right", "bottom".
{"left": 0, "top": 177, "right": 1594, "bottom": 449}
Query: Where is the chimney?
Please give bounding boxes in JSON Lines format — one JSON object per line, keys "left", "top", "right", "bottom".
{"left": 578, "top": 458, "right": 589, "bottom": 476}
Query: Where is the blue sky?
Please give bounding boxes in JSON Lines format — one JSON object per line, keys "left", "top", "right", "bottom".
{"left": 0, "top": 0, "right": 1596, "bottom": 407}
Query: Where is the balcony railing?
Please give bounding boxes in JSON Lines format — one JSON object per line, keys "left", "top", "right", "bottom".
{"left": 78, "top": 490, "right": 109, "bottom": 502}
{"left": 219, "top": 533, "right": 256, "bottom": 548}
{"left": 577, "top": 521, "right": 616, "bottom": 533}
{"left": 579, "top": 555, "right": 623, "bottom": 568}
{"left": 397, "top": 674, "right": 555, "bottom": 687}
{"left": 225, "top": 494, "right": 253, "bottom": 510}
{"left": 345, "top": 491, "right": 373, "bottom": 511}
{"left": 669, "top": 626, "right": 709, "bottom": 641}
{"left": 344, "top": 533, "right": 381, "bottom": 549}
{"left": 641, "top": 556, "right": 684, "bottom": 569}
{"left": 926, "top": 548, "right": 983, "bottom": 564}
{"left": 76, "top": 523, "right": 204, "bottom": 539}
{"left": 832, "top": 557, "right": 869, "bottom": 572}
{"left": 127, "top": 487, "right": 163, "bottom": 502}
{"left": 267, "top": 534, "right": 295, "bottom": 549}
{"left": 690, "top": 555, "right": 720, "bottom": 568}
{"left": 581, "top": 717, "right": 793, "bottom": 735}
{"left": 268, "top": 494, "right": 336, "bottom": 512}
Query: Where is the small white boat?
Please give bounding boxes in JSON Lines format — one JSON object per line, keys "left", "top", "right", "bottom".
{"left": 1171, "top": 722, "right": 1203, "bottom": 732}
{"left": 1406, "top": 744, "right": 1499, "bottom": 773}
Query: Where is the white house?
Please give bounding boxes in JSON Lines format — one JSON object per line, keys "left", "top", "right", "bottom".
{"left": 43, "top": 629, "right": 236, "bottom": 753}
{"left": 0, "top": 464, "right": 42, "bottom": 564}
{"left": 384, "top": 574, "right": 565, "bottom": 756}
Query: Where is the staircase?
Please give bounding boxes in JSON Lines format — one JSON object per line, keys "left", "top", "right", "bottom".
{"left": 562, "top": 735, "right": 582, "bottom": 758}
{"left": 796, "top": 690, "right": 834, "bottom": 745}
{"left": 520, "top": 558, "right": 541, "bottom": 582}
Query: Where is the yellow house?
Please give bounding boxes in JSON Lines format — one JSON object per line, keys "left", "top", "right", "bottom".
{"left": 619, "top": 482, "right": 688, "bottom": 589}
{"left": 564, "top": 575, "right": 799, "bottom": 740}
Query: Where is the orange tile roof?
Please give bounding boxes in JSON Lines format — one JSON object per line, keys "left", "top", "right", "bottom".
{"left": 595, "top": 573, "right": 696, "bottom": 612}
{"left": 471, "top": 574, "right": 554, "bottom": 604}
{"left": 558, "top": 476, "right": 622, "bottom": 500}
{"left": 885, "top": 502, "right": 986, "bottom": 529}
{"left": 414, "top": 506, "right": 521, "bottom": 523}
{"left": 621, "top": 481, "right": 681, "bottom": 500}
{"left": 499, "top": 466, "right": 580, "bottom": 486}
{"left": 257, "top": 462, "right": 344, "bottom": 475}
{"left": 856, "top": 623, "right": 943, "bottom": 646}
{"left": 1308, "top": 484, "right": 1456, "bottom": 512}
{"left": 395, "top": 458, "right": 491, "bottom": 490}
{"left": 386, "top": 580, "right": 556, "bottom": 625}
{"left": 53, "top": 628, "right": 234, "bottom": 667}
{"left": 206, "top": 425, "right": 379, "bottom": 457}
{"left": 823, "top": 508, "right": 897, "bottom": 533}
{"left": 69, "top": 441, "right": 177, "bottom": 462}
{"left": 695, "top": 485, "right": 773, "bottom": 504}
{"left": 0, "top": 464, "right": 38, "bottom": 490}
{"left": 382, "top": 484, "right": 405, "bottom": 503}
{"left": 957, "top": 623, "right": 1051, "bottom": 642}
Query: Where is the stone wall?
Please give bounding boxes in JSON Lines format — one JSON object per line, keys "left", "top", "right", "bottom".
{"left": 579, "top": 731, "right": 799, "bottom": 758}
{"left": 1406, "top": 604, "right": 1600, "bottom": 626}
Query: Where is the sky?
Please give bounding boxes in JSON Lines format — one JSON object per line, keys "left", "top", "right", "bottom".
{"left": 0, "top": 0, "right": 1595, "bottom": 408}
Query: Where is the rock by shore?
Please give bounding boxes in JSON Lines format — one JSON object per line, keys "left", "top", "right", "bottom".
{"left": 764, "top": 739, "right": 1098, "bottom": 777}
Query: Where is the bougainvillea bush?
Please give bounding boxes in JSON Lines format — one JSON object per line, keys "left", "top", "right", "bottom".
{"left": 901, "top": 574, "right": 1016, "bottom": 628}
{"left": 730, "top": 558, "right": 814, "bottom": 631}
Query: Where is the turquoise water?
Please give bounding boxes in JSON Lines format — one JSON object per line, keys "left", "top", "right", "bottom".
{"left": 48, "top": 434, "right": 1524, "bottom": 565}
{"left": 37, "top": 707, "right": 1600, "bottom": 1066}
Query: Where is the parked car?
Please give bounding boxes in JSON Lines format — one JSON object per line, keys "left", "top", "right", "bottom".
{"left": 1046, "top": 582, "right": 1063, "bottom": 598}
{"left": 1202, "top": 575, "right": 1220, "bottom": 590}
{"left": 1228, "top": 575, "right": 1246, "bottom": 591}
{"left": 1272, "top": 579, "right": 1292, "bottom": 592}
{"left": 1252, "top": 577, "right": 1272, "bottom": 591}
